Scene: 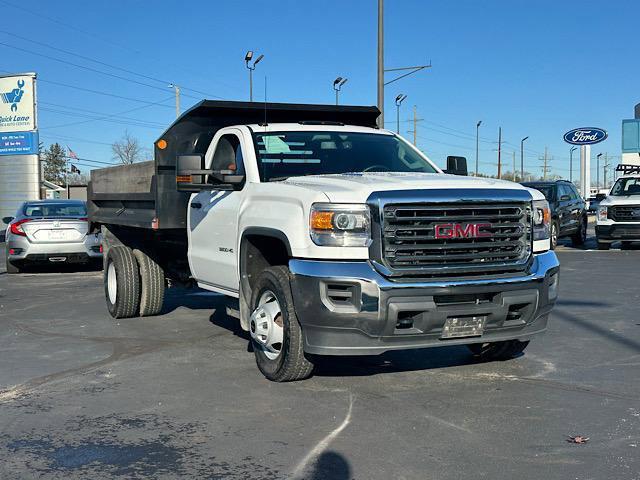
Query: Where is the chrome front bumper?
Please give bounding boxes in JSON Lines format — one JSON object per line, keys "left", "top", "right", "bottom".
{"left": 288, "top": 251, "right": 560, "bottom": 355}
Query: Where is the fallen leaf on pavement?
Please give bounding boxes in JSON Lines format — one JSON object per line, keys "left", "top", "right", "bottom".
{"left": 567, "top": 435, "right": 590, "bottom": 444}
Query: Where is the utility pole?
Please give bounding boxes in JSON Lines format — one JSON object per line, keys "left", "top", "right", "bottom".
{"left": 475, "top": 121, "right": 482, "bottom": 176}
{"left": 377, "top": 0, "right": 384, "bottom": 128}
{"left": 596, "top": 153, "right": 602, "bottom": 189}
{"left": 168, "top": 84, "right": 180, "bottom": 118}
{"left": 542, "top": 147, "right": 550, "bottom": 180}
{"left": 497, "top": 127, "right": 502, "bottom": 179}
{"left": 512, "top": 151, "right": 516, "bottom": 181}
{"left": 407, "top": 105, "right": 422, "bottom": 146}
{"left": 603, "top": 152, "right": 609, "bottom": 189}
{"left": 520, "top": 136, "right": 528, "bottom": 180}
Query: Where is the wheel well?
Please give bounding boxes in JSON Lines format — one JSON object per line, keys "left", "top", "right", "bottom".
{"left": 241, "top": 234, "right": 290, "bottom": 296}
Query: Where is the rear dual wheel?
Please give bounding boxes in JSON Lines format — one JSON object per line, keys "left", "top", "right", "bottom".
{"left": 104, "top": 246, "right": 165, "bottom": 318}
{"left": 105, "top": 246, "right": 140, "bottom": 318}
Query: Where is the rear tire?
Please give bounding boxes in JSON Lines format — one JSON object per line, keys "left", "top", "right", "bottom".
{"left": 597, "top": 240, "right": 610, "bottom": 250}
{"left": 467, "top": 340, "right": 529, "bottom": 361}
{"left": 104, "top": 246, "right": 140, "bottom": 319}
{"left": 571, "top": 217, "right": 587, "bottom": 246}
{"left": 250, "top": 266, "right": 314, "bottom": 382}
{"left": 133, "top": 249, "right": 165, "bottom": 316}
{"left": 5, "top": 247, "right": 20, "bottom": 274}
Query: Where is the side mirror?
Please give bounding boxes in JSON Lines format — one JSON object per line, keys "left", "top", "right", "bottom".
{"left": 176, "top": 155, "right": 245, "bottom": 192}
{"left": 2, "top": 216, "right": 14, "bottom": 224}
{"left": 444, "top": 156, "right": 468, "bottom": 176}
{"left": 177, "top": 154, "right": 209, "bottom": 192}
{"left": 211, "top": 169, "right": 245, "bottom": 190}
{"left": 560, "top": 195, "right": 571, "bottom": 201}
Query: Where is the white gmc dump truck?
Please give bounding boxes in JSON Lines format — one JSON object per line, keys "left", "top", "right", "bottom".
{"left": 88, "top": 101, "right": 559, "bottom": 382}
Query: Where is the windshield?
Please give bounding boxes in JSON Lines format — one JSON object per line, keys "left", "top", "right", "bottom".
{"left": 610, "top": 177, "right": 640, "bottom": 196}
{"left": 23, "top": 202, "right": 87, "bottom": 218}
{"left": 525, "top": 184, "right": 555, "bottom": 201}
{"left": 252, "top": 131, "right": 438, "bottom": 182}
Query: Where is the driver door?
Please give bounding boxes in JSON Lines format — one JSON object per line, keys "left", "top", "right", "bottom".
{"left": 188, "top": 131, "right": 246, "bottom": 294}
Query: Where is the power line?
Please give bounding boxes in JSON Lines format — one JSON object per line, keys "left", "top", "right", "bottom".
{"left": 0, "top": 41, "right": 210, "bottom": 101}
{"left": 0, "top": 30, "right": 221, "bottom": 99}
{"left": 0, "top": 0, "right": 236, "bottom": 92}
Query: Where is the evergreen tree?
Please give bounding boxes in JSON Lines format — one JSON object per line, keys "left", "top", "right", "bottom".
{"left": 42, "top": 143, "right": 67, "bottom": 185}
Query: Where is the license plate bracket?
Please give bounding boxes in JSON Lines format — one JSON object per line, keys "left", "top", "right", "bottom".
{"left": 440, "top": 315, "right": 486, "bottom": 339}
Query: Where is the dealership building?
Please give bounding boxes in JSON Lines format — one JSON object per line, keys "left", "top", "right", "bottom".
{"left": 621, "top": 103, "right": 640, "bottom": 166}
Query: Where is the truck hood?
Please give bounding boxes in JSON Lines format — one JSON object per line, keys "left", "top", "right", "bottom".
{"left": 281, "top": 172, "right": 540, "bottom": 202}
{"left": 600, "top": 195, "right": 640, "bottom": 207}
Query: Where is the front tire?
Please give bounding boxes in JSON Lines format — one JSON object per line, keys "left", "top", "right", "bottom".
{"left": 571, "top": 217, "right": 587, "bottom": 246}
{"left": 249, "top": 266, "right": 314, "bottom": 382}
{"left": 104, "top": 246, "right": 141, "bottom": 319}
{"left": 467, "top": 340, "right": 529, "bottom": 361}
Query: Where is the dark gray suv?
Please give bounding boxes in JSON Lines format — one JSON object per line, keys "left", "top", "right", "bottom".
{"left": 521, "top": 180, "right": 587, "bottom": 249}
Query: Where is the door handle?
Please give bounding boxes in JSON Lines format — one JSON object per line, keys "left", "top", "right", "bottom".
{"left": 190, "top": 201, "right": 202, "bottom": 209}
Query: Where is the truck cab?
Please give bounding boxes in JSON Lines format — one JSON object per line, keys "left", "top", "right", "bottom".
{"left": 89, "top": 101, "right": 559, "bottom": 382}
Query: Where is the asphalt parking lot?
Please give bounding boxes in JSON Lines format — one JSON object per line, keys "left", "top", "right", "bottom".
{"left": 1, "top": 227, "right": 639, "bottom": 480}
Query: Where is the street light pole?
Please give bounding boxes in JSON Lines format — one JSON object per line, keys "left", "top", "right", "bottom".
{"left": 475, "top": 120, "right": 482, "bottom": 176}
{"left": 245, "top": 51, "right": 264, "bottom": 102}
{"left": 333, "top": 77, "right": 348, "bottom": 105}
{"left": 168, "top": 83, "right": 180, "bottom": 118}
{"left": 520, "top": 136, "right": 528, "bottom": 181}
{"left": 569, "top": 146, "right": 577, "bottom": 183}
{"left": 377, "top": 0, "right": 384, "bottom": 127}
{"left": 596, "top": 153, "right": 602, "bottom": 189}
{"left": 395, "top": 94, "right": 407, "bottom": 134}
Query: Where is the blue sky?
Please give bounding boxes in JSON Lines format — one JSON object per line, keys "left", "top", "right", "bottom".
{"left": 2, "top": 0, "right": 638, "bottom": 178}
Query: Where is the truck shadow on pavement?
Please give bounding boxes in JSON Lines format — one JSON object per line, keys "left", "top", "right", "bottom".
{"left": 312, "top": 345, "right": 480, "bottom": 378}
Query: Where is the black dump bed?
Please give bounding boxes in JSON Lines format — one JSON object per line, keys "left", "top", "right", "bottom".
{"left": 88, "top": 100, "right": 380, "bottom": 230}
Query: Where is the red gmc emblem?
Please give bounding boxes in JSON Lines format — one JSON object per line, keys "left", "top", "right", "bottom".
{"left": 434, "top": 223, "right": 493, "bottom": 239}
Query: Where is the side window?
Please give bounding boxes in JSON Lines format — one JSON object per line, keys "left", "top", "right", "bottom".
{"left": 559, "top": 185, "right": 571, "bottom": 200}
{"left": 211, "top": 134, "right": 245, "bottom": 174}
{"left": 569, "top": 184, "right": 580, "bottom": 199}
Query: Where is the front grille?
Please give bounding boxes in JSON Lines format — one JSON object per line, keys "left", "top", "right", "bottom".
{"left": 381, "top": 202, "right": 532, "bottom": 278}
{"left": 609, "top": 205, "right": 640, "bottom": 222}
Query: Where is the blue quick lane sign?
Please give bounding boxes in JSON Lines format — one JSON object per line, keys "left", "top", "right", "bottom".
{"left": 0, "top": 131, "right": 38, "bottom": 155}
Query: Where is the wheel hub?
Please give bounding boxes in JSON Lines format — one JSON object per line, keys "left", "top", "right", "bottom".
{"left": 249, "top": 291, "right": 284, "bottom": 360}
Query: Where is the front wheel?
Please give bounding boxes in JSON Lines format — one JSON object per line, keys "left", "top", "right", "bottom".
{"left": 249, "top": 266, "right": 314, "bottom": 382}
{"left": 572, "top": 217, "right": 587, "bottom": 246}
{"left": 467, "top": 340, "right": 529, "bottom": 361}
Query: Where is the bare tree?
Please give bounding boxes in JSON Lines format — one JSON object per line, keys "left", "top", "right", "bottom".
{"left": 112, "top": 131, "right": 142, "bottom": 164}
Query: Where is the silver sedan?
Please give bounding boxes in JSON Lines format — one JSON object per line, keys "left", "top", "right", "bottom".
{"left": 3, "top": 199, "right": 102, "bottom": 274}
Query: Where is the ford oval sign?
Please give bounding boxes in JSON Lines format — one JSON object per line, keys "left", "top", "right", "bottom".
{"left": 563, "top": 127, "right": 608, "bottom": 145}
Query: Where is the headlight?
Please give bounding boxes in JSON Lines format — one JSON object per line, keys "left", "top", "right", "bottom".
{"left": 598, "top": 206, "right": 608, "bottom": 222}
{"left": 310, "top": 203, "right": 371, "bottom": 247}
{"left": 532, "top": 199, "right": 550, "bottom": 241}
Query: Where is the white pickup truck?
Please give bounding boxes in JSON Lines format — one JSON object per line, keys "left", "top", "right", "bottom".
{"left": 596, "top": 164, "right": 640, "bottom": 249}
{"left": 89, "top": 101, "right": 559, "bottom": 382}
